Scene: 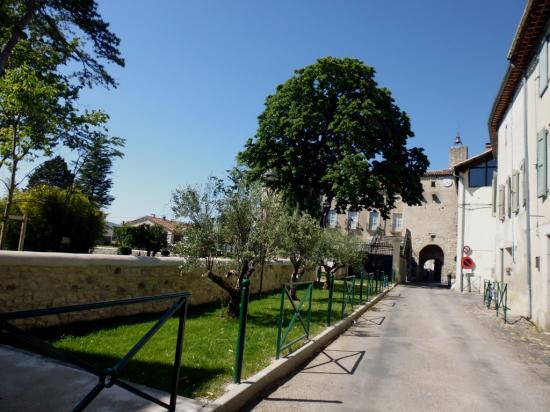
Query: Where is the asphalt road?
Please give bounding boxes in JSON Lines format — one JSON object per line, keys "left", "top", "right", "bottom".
{"left": 248, "top": 284, "right": 550, "bottom": 412}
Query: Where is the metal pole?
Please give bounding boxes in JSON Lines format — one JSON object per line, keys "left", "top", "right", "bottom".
{"left": 233, "top": 278, "right": 250, "bottom": 383}
{"left": 169, "top": 298, "right": 188, "bottom": 411}
{"left": 327, "top": 274, "right": 334, "bottom": 326}
{"left": 275, "top": 286, "right": 285, "bottom": 360}
{"left": 359, "top": 272, "right": 364, "bottom": 303}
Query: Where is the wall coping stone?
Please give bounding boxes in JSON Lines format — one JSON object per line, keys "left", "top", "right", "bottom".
{"left": 0, "top": 251, "right": 291, "bottom": 268}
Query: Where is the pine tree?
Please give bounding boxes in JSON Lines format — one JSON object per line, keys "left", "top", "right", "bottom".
{"left": 76, "top": 134, "right": 124, "bottom": 209}
{"left": 27, "top": 156, "right": 74, "bottom": 189}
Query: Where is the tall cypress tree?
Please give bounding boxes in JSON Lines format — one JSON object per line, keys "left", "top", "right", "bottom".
{"left": 76, "top": 134, "right": 124, "bottom": 209}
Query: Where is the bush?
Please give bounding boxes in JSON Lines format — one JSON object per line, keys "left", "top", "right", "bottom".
{"left": 113, "top": 224, "right": 167, "bottom": 256}
{"left": 117, "top": 245, "right": 132, "bottom": 255}
{"left": 1, "top": 186, "right": 105, "bottom": 253}
{"left": 160, "top": 248, "right": 170, "bottom": 257}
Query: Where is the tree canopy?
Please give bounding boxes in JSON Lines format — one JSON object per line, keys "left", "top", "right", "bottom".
{"left": 0, "top": 0, "right": 124, "bottom": 87}
{"left": 238, "top": 57, "right": 429, "bottom": 222}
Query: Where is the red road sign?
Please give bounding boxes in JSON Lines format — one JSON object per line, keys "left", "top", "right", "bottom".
{"left": 461, "top": 256, "right": 475, "bottom": 269}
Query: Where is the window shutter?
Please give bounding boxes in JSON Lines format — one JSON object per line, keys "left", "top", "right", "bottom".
{"left": 512, "top": 170, "right": 519, "bottom": 213}
{"left": 540, "top": 39, "right": 548, "bottom": 96}
{"left": 537, "top": 129, "right": 548, "bottom": 198}
{"left": 498, "top": 185, "right": 505, "bottom": 220}
{"left": 506, "top": 177, "right": 512, "bottom": 218}
{"left": 520, "top": 160, "right": 527, "bottom": 207}
{"left": 491, "top": 171, "right": 497, "bottom": 216}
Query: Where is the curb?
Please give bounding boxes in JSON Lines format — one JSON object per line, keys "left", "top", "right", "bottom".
{"left": 201, "top": 283, "right": 398, "bottom": 411}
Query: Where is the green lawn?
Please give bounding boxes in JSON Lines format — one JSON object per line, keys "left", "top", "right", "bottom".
{"left": 44, "top": 280, "right": 370, "bottom": 400}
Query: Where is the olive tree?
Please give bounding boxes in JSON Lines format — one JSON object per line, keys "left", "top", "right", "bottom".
{"left": 278, "top": 210, "right": 322, "bottom": 299}
{"left": 171, "top": 178, "right": 283, "bottom": 317}
{"left": 314, "top": 229, "right": 363, "bottom": 287}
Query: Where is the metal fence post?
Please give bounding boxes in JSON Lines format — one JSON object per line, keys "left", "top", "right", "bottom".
{"left": 233, "top": 278, "right": 250, "bottom": 384}
{"left": 327, "top": 274, "right": 335, "bottom": 326}
{"left": 169, "top": 298, "right": 188, "bottom": 411}
{"left": 359, "top": 272, "right": 364, "bottom": 303}
{"left": 504, "top": 284, "right": 508, "bottom": 323}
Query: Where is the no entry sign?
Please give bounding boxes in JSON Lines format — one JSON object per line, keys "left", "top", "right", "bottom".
{"left": 461, "top": 256, "right": 475, "bottom": 269}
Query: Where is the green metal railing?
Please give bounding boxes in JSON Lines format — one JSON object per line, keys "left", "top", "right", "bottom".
{"left": 341, "top": 276, "right": 356, "bottom": 318}
{"left": 276, "top": 281, "right": 314, "bottom": 359}
{"left": 233, "top": 279, "right": 251, "bottom": 383}
{"left": 0, "top": 292, "right": 191, "bottom": 412}
{"left": 482, "top": 280, "right": 509, "bottom": 323}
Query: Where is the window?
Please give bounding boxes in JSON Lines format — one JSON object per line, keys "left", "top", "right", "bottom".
{"left": 430, "top": 181, "right": 436, "bottom": 188}
{"left": 347, "top": 211, "right": 359, "bottom": 230}
{"left": 469, "top": 158, "right": 497, "bottom": 187}
{"left": 368, "top": 211, "right": 379, "bottom": 231}
{"left": 540, "top": 38, "right": 548, "bottom": 97}
{"left": 537, "top": 129, "right": 548, "bottom": 198}
{"left": 391, "top": 213, "right": 403, "bottom": 232}
{"left": 327, "top": 210, "right": 337, "bottom": 228}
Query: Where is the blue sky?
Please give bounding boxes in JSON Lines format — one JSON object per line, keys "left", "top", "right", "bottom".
{"left": 77, "top": 0, "right": 525, "bottom": 222}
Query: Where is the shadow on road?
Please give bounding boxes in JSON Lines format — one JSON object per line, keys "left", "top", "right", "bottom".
{"left": 301, "top": 349, "right": 365, "bottom": 375}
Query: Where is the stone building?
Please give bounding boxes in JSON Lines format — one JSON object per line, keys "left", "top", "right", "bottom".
{"left": 329, "top": 137, "right": 467, "bottom": 283}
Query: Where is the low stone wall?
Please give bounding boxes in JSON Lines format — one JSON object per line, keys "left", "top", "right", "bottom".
{"left": 0, "top": 251, "right": 308, "bottom": 329}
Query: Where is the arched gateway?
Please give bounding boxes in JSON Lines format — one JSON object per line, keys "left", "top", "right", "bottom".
{"left": 418, "top": 244, "right": 444, "bottom": 283}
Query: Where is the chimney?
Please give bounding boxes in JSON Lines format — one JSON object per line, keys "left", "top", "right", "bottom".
{"left": 151, "top": 213, "right": 156, "bottom": 218}
{"left": 449, "top": 134, "right": 468, "bottom": 167}
{"left": 162, "top": 216, "right": 166, "bottom": 220}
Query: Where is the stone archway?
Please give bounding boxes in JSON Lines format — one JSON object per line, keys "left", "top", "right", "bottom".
{"left": 418, "top": 245, "right": 444, "bottom": 283}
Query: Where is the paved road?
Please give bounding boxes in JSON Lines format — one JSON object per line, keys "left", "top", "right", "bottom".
{"left": 248, "top": 284, "right": 550, "bottom": 412}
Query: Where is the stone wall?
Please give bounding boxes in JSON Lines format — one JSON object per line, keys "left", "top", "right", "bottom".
{"left": 0, "top": 251, "right": 308, "bottom": 329}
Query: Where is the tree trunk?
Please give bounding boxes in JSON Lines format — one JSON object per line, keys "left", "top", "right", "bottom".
{"left": 0, "top": 126, "right": 20, "bottom": 249}
{"left": 289, "top": 266, "right": 305, "bottom": 301}
{"left": 207, "top": 271, "right": 241, "bottom": 318}
{"left": 0, "top": 0, "right": 38, "bottom": 75}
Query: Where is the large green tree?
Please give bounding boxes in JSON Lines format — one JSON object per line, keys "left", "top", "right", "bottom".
{"left": 238, "top": 57, "right": 429, "bottom": 224}
{"left": 0, "top": 0, "right": 124, "bottom": 87}
{"left": 27, "top": 155, "right": 74, "bottom": 189}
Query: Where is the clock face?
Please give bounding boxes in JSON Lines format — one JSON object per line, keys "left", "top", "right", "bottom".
{"left": 443, "top": 179, "right": 453, "bottom": 187}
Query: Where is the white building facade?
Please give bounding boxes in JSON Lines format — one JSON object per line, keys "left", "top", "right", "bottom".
{"left": 454, "top": 150, "right": 497, "bottom": 293}
{"left": 489, "top": 0, "right": 550, "bottom": 330}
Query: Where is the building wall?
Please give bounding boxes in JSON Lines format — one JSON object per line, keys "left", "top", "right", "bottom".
{"left": 494, "top": 27, "right": 550, "bottom": 330}
{"left": 455, "top": 170, "right": 497, "bottom": 292}
{"left": 0, "top": 251, "right": 309, "bottom": 329}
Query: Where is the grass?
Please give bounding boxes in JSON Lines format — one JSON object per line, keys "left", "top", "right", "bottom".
{"left": 37, "top": 279, "right": 373, "bottom": 400}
